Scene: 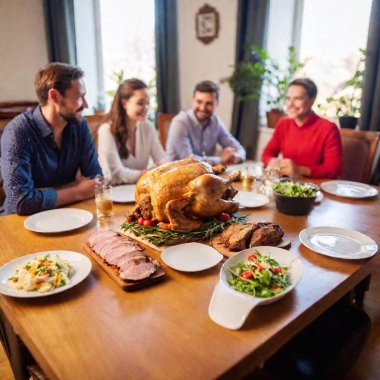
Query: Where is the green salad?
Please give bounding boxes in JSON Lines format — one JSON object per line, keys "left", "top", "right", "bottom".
{"left": 273, "top": 181, "right": 317, "bottom": 198}
{"left": 227, "top": 251, "right": 291, "bottom": 298}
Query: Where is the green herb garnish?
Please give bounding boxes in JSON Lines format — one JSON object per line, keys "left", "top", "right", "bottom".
{"left": 120, "top": 215, "right": 247, "bottom": 246}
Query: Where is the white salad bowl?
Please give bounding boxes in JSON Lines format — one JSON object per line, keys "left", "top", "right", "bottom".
{"left": 208, "top": 246, "right": 303, "bottom": 330}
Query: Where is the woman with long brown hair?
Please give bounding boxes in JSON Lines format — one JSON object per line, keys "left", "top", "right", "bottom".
{"left": 98, "top": 78, "right": 167, "bottom": 184}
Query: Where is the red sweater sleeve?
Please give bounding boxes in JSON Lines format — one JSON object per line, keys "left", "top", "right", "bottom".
{"left": 309, "top": 125, "right": 342, "bottom": 179}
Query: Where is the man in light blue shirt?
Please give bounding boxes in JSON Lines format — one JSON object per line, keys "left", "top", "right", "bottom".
{"left": 166, "top": 81, "right": 246, "bottom": 165}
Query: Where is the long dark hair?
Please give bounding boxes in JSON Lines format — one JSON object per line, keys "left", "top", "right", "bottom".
{"left": 107, "top": 78, "right": 148, "bottom": 159}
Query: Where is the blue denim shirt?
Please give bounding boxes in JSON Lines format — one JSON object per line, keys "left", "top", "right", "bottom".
{"left": 0, "top": 107, "right": 102, "bottom": 215}
{"left": 166, "top": 110, "right": 246, "bottom": 164}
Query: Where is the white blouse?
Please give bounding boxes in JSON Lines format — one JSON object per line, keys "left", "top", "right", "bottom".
{"left": 97, "top": 121, "right": 168, "bottom": 184}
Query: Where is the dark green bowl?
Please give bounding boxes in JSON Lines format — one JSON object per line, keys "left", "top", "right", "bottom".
{"left": 273, "top": 192, "right": 316, "bottom": 215}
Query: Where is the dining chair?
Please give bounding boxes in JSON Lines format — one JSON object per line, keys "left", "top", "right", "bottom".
{"left": 0, "top": 119, "right": 12, "bottom": 205}
{"left": 85, "top": 114, "right": 106, "bottom": 150}
{"left": 156, "top": 113, "right": 176, "bottom": 149}
{"left": 339, "top": 128, "right": 380, "bottom": 183}
{"left": 0, "top": 101, "right": 38, "bottom": 119}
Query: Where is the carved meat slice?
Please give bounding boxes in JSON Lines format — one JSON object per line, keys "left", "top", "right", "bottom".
{"left": 221, "top": 224, "right": 246, "bottom": 246}
{"left": 116, "top": 253, "right": 148, "bottom": 268}
{"left": 119, "top": 261, "right": 157, "bottom": 281}
{"left": 229, "top": 224, "right": 256, "bottom": 251}
{"left": 105, "top": 249, "right": 145, "bottom": 266}
{"left": 249, "top": 224, "right": 284, "bottom": 247}
{"left": 99, "top": 240, "right": 143, "bottom": 258}
{"left": 88, "top": 230, "right": 118, "bottom": 247}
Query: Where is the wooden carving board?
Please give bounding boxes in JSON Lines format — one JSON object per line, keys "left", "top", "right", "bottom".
{"left": 83, "top": 243, "right": 165, "bottom": 291}
{"left": 118, "top": 227, "right": 291, "bottom": 258}
{"left": 211, "top": 235, "right": 292, "bottom": 258}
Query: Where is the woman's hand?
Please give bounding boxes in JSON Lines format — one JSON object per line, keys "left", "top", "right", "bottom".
{"left": 280, "top": 159, "right": 310, "bottom": 177}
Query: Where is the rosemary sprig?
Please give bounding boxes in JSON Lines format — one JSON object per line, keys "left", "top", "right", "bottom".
{"left": 120, "top": 215, "right": 247, "bottom": 246}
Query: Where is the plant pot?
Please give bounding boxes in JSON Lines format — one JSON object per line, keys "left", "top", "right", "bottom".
{"left": 266, "top": 109, "right": 285, "bottom": 128}
{"left": 339, "top": 116, "right": 358, "bottom": 129}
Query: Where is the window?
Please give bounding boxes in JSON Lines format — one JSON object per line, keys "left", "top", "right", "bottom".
{"left": 299, "top": 0, "right": 372, "bottom": 116}
{"left": 264, "top": 0, "right": 372, "bottom": 122}
{"left": 99, "top": 0, "right": 156, "bottom": 112}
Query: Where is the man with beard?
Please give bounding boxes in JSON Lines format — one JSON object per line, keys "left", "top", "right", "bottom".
{"left": 166, "top": 80, "right": 245, "bottom": 165}
{"left": 0, "top": 63, "right": 102, "bottom": 215}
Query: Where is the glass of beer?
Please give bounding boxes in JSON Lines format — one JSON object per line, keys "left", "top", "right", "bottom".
{"left": 95, "top": 185, "right": 113, "bottom": 218}
{"left": 242, "top": 164, "right": 255, "bottom": 190}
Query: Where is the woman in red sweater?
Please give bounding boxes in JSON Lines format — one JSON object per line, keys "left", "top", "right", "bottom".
{"left": 262, "top": 78, "right": 342, "bottom": 179}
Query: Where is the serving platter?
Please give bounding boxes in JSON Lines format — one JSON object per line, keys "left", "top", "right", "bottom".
{"left": 211, "top": 235, "right": 291, "bottom": 257}
{"left": 83, "top": 240, "right": 165, "bottom": 291}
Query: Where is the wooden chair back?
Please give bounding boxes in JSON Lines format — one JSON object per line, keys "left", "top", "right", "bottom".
{"left": 157, "top": 113, "right": 176, "bottom": 149}
{"left": 0, "top": 101, "right": 38, "bottom": 119}
{"left": 0, "top": 119, "right": 12, "bottom": 205}
{"left": 85, "top": 114, "right": 106, "bottom": 150}
{"left": 339, "top": 129, "right": 380, "bottom": 183}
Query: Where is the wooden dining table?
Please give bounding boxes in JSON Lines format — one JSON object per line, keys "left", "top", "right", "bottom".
{"left": 0, "top": 180, "right": 379, "bottom": 380}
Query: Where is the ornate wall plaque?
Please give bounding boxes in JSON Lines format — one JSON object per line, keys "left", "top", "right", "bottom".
{"left": 195, "top": 4, "right": 220, "bottom": 45}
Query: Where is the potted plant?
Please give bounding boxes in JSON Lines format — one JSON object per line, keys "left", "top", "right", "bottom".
{"left": 322, "top": 49, "right": 365, "bottom": 129}
{"left": 223, "top": 46, "right": 305, "bottom": 128}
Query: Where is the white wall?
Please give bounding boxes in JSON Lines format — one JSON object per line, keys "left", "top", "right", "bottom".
{"left": 177, "top": 0, "right": 237, "bottom": 129}
{"left": 0, "top": 0, "right": 48, "bottom": 102}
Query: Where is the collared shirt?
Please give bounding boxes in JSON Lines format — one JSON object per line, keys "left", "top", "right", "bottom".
{"left": 166, "top": 110, "right": 246, "bottom": 165}
{"left": 0, "top": 107, "right": 102, "bottom": 215}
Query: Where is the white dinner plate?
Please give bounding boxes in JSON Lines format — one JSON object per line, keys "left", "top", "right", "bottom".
{"left": 0, "top": 251, "right": 92, "bottom": 298}
{"left": 224, "top": 164, "right": 242, "bottom": 175}
{"left": 112, "top": 184, "right": 136, "bottom": 203}
{"left": 321, "top": 180, "right": 378, "bottom": 198}
{"left": 161, "top": 242, "right": 223, "bottom": 272}
{"left": 24, "top": 208, "right": 93, "bottom": 233}
{"left": 234, "top": 191, "right": 269, "bottom": 208}
{"left": 299, "top": 227, "right": 378, "bottom": 260}
{"left": 209, "top": 246, "right": 303, "bottom": 330}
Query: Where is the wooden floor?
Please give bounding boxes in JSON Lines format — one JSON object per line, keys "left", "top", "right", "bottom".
{"left": 1, "top": 266, "right": 379, "bottom": 380}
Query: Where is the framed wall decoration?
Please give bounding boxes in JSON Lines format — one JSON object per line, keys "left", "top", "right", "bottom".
{"left": 195, "top": 4, "right": 220, "bottom": 45}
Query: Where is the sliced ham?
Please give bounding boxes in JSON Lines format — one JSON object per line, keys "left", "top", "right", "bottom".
{"left": 118, "top": 254, "right": 147, "bottom": 269}
{"left": 119, "top": 261, "right": 157, "bottom": 281}
{"left": 93, "top": 236, "right": 121, "bottom": 254}
{"left": 102, "top": 243, "right": 143, "bottom": 260}
{"left": 87, "top": 231, "right": 158, "bottom": 281}
{"left": 88, "top": 230, "right": 118, "bottom": 247}
{"left": 106, "top": 250, "right": 146, "bottom": 266}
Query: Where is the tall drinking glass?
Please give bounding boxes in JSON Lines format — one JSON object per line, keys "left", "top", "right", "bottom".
{"left": 95, "top": 185, "right": 113, "bottom": 218}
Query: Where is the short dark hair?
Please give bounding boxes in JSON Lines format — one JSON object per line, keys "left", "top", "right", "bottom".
{"left": 34, "top": 62, "right": 84, "bottom": 105}
{"left": 193, "top": 80, "right": 220, "bottom": 100}
{"left": 289, "top": 78, "right": 318, "bottom": 99}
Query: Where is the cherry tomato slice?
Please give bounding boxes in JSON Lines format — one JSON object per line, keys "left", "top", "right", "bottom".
{"left": 242, "top": 270, "right": 253, "bottom": 279}
{"left": 248, "top": 254, "right": 257, "bottom": 261}
{"left": 217, "top": 213, "right": 231, "bottom": 221}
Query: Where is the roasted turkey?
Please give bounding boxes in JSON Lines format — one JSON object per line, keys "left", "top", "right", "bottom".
{"left": 133, "top": 157, "right": 239, "bottom": 231}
